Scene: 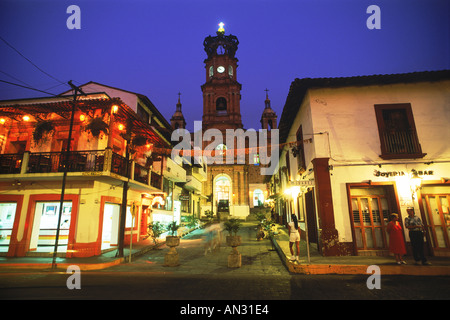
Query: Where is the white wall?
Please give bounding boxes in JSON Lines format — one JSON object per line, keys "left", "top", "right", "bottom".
{"left": 308, "top": 80, "right": 450, "bottom": 163}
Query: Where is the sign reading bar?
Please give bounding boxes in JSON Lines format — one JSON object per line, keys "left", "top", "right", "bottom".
{"left": 373, "top": 170, "right": 434, "bottom": 178}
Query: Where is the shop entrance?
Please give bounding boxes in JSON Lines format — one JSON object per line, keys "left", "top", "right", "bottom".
{"left": 102, "top": 203, "right": 120, "bottom": 250}
{"left": 348, "top": 185, "right": 399, "bottom": 255}
{"left": 29, "top": 201, "right": 72, "bottom": 253}
{"left": 0, "top": 203, "right": 17, "bottom": 253}
{"left": 421, "top": 186, "right": 450, "bottom": 256}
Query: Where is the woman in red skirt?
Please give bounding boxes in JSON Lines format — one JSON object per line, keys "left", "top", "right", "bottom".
{"left": 387, "top": 213, "right": 407, "bottom": 265}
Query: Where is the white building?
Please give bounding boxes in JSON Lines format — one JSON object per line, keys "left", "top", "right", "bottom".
{"left": 272, "top": 70, "right": 450, "bottom": 257}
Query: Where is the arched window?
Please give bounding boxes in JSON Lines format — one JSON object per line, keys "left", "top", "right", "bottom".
{"left": 228, "top": 65, "right": 233, "bottom": 77}
{"left": 216, "top": 97, "right": 227, "bottom": 114}
{"left": 215, "top": 175, "right": 231, "bottom": 201}
{"left": 216, "top": 143, "right": 227, "bottom": 155}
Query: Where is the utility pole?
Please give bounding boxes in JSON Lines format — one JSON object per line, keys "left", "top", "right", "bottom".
{"left": 52, "top": 80, "right": 86, "bottom": 269}
{"left": 116, "top": 117, "right": 133, "bottom": 258}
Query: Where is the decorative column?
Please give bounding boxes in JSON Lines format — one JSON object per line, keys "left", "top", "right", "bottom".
{"left": 312, "top": 157, "right": 341, "bottom": 256}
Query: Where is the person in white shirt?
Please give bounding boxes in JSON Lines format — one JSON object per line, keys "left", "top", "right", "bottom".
{"left": 288, "top": 214, "right": 300, "bottom": 262}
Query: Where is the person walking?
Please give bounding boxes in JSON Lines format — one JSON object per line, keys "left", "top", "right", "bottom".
{"left": 288, "top": 214, "right": 300, "bottom": 262}
{"left": 404, "top": 207, "right": 431, "bottom": 265}
{"left": 386, "top": 213, "right": 406, "bottom": 265}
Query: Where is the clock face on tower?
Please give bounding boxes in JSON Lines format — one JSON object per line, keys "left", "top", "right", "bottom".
{"left": 217, "top": 66, "right": 225, "bottom": 73}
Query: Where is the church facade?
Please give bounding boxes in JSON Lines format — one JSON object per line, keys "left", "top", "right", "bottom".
{"left": 171, "top": 25, "right": 277, "bottom": 219}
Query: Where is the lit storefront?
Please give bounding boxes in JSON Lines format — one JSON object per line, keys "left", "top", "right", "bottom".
{"left": 0, "top": 83, "right": 184, "bottom": 258}
{"left": 342, "top": 165, "right": 450, "bottom": 256}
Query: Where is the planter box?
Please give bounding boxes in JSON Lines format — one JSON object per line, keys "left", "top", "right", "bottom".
{"left": 226, "top": 235, "right": 242, "bottom": 268}
{"left": 226, "top": 235, "right": 241, "bottom": 247}
{"left": 164, "top": 236, "right": 180, "bottom": 267}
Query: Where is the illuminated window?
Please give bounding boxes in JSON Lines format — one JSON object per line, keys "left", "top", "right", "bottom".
{"left": 228, "top": 65, "right": 233, "bottom": 76}
{"left": 253, "top": 153, "right": 260, "bottom": 165}
{"left": 216, "top": 144, "right": 227, "bottom": 155}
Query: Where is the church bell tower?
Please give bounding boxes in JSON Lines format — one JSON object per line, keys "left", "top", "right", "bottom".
{"left": 201, "top": 23, "right": 243, "bottom": 132}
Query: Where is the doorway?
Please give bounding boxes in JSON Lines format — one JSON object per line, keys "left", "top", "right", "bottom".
{"left": 102, "top": 203, "right": 120, "bottom": 250}
{"left": 0, "top": 203, "right": 17, "bottom": 253}
{"left": 420, "top": 186, "right": 450, "bottom": 256}
{"left": 215, "top": 175, "right": 231, "bottom": 202}
{"left": 253, "top": 189, "right": 264, "bottom": 207}
{"left": 348, "top": 185, "right": 399, "bottom": 255}
{"left": 29, "top": 201, "right": 72, "bottom": 253}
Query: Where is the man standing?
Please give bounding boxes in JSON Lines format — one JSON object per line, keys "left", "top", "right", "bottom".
{"left": 404, "top": 207, "right": 431, "bottom": 265}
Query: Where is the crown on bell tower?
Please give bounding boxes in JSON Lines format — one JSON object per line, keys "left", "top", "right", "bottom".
{"left": 203, "top": 23, "right": 239, "bottom": 59}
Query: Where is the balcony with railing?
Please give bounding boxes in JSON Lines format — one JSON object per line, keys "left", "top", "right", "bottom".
{"left": 379, "top": 129, "right": 426, "bottom": 160}
{"left": 0, "top": 148, "right": 163, "bottom": 190}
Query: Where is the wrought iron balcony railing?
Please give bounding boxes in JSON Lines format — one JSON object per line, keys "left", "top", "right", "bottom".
{"left": 0, "top": 154, "right": 23, "bottom": 174}
{"left": 0, "top": 149, "right": 163, "bottom": 190}
{"left": 27, "top": 150, "right": 105, "bottom": 174}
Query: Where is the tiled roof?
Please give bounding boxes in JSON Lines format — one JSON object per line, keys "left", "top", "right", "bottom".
{"left": 278, "top": 70, "right": 450, "bottom": 144}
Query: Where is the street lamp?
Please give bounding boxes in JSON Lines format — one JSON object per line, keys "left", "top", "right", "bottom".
{"left": 410, "top": 169, "right": 422, "bottom": 200}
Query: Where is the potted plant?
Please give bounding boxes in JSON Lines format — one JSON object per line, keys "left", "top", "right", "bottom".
{"left": 186, "top": 215, "right": 200, "bottom": 230}
{"left": 33, "top": 120, "right": 55, "bottom": 144}
{"left": 224, "top": 219, "right": 242, "bottom": 268}
{"left": 204, "top": 209, "right": 214, "bottom": 223}
{"left": 255, "top": 211, "right": 267, "bottom": 241}
{"left": 145, "top": 221, "right": 165, "bottom": 247}
{"left": 166, "top": 221, "right": 180, "bottom": 241}
{"left": 164, "top": 221, "right": 180, "bottom": 267}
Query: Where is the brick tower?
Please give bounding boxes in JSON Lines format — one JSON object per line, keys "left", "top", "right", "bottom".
{"left": 201, "top": 23, "right": 243, "bottom": 133}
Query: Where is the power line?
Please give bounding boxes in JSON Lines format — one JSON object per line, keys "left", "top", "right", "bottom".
{"left": 0, "top": 35, "right": 68, "bottom": 87}
{"left": 0, "top": 79, "right": 62, "bottom": 97}
{"left": 0, "top": 69, "right": 33, "bottom": 87}
{"left": 0, "top": 79, "right": 80, "bottom": 104}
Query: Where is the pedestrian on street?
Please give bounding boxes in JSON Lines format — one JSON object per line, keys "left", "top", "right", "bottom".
{"left": 404, "top": 207, "right": 431, "bottom": 265}
{"left": 288, "top": 214, "right": 300, "bottom": 262}
{"left": 203, "top": 223, "right": 214, "bottom": 255}
{"left": 386, "top": 213, "right": 406, "bottom": 265}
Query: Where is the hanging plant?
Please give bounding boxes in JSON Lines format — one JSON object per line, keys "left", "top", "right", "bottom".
{"left": 85, "top": 117, "right": 109, "bottom": 138}
{"left": 33, "top": 120, "right": 55, "bottom": 142}
{"left": 132, "top": 135, "right": 147, "bottom": 147}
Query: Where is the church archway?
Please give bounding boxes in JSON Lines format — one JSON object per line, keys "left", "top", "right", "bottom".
{"left": 253, "top": 189, "right": 264, "bottom": 207}
{"left": 214, "top": 174, "right": 232, "bottom": 204}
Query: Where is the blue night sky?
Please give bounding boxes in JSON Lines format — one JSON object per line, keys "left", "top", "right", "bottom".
{"left": 0, "top": 0, "right": 448, "bottom": 131}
